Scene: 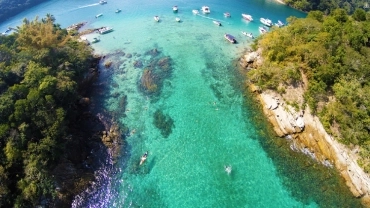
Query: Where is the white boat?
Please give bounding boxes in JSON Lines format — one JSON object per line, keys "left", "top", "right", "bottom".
{"left": 98, "top": 27, "right": 113, "bottom": 34}
{"left": 95, "top": 13, "right": 103, "bottom": 18}
{"left": 173, "top": 5, "right": 178, "bottom": 12}
{"left": 259, "top": 26, "right": 267, "bottom": 34}
{"left": 99, "top": 0, "right": 107, "bottom": 5}
{"left": 202, "top": 6, "right": 210, "bottom": 14}
{"left": 224, "top": 33, "right": 236, "bottom": 43}
{"left": 154, "top": 16, "right": 160, "bottom": 22}
{"left": 140, "top": 152, "right": 148, "bottom": 165}
{"left": 260, "top": 18, "right": 272, "bottom": 27}
{"left": 242, "top": 31, "right": 254, "bottom": 38}
{"left": 213, "top": 20, "right": 222, "bottom": 26}
{"left": 115, "top": 9, "right": 121, "bottom": 13}
{"left": 192, "top": 10, "right": 199, "bottom": 15}
{"left": 242, "top": 14, "right": 253, "bottom": 21}
{"left": 176, "top": 17, "right": 181, "bottom": 22}
{"left": 224, "top": 12, "right": 231, "bottom": 17}
{"left": 275, "top": 20, "right": 285, "bottom": 27}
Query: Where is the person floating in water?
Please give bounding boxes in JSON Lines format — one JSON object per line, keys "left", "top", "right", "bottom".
{"left": 224, "top": 165, "right": 232, "bottom": 175}
{"left": 140, "top": 151, "right": 148, "bottom": 165}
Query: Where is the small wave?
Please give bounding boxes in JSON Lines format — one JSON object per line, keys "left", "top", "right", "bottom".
{"left": 78, "top": 3, "right": 100, "bottom": 9}
{"left": 196, "top": 14, "right": 228, "bottom": 23}
{"left": 68, "top": 3, "right": 100, "bottom": 12}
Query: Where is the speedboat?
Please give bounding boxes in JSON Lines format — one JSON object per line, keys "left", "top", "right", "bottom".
{"left": 192, "top": 9, "right": 199, "bottom": 15}
{"left": 213, "top": 20, "right": 221, "bottom": 26}
{"left": 224, "top": 12, "right": 231, "bottom": 17}
{"left": 98, "top": 26, "right": 113, "bottom": 34}
{"left": 259, "top": 26, "right": 268, "bottom": 34}
{"left": 176, "top": 17, "right": 181, "bottom": 22}
{"left": 140, "top": 152, "right": 148, "bottom": 165}
{"left": 242, "top": 14, "right": 253, "bottom": 21}
{"left": 95, "top": 13, "right": 103, "bottom": 18}
{"left": 275, "top": 20, "right": 285, "bottom": 27}
{"left": 242, "top": 31, "right": 254, "bottom": 38}
{"left": 173, "top": 5, "right": 178, "bottom": 12}
{"left": 202, "top": 6, "right": 210, "bottom": 14}
{"left": 224, "top": 33, "right": 236, "bottom": 43}
{"left": 154, "top": 16, "right": 160, "bottom": 22}
{"left": 260, "top": 18, "right": 272, "bottom": 27}
{"left": 115, "top": 9, "right": 121, "bottom": 13}
{"left": 99, "top": 0, "right": 107, "bottom": 5}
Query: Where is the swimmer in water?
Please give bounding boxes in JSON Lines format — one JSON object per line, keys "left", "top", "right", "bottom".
{"left": 224, "top": 165, "right": 232, "bottom": 175}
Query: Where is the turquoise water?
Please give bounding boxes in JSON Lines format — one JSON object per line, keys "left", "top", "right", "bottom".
{"left": 0, "top": 0, "right": 362, "bottom": 207}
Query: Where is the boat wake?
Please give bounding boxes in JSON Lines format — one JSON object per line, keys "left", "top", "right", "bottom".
{"left": 68, "top": 3, "right": 100, "bottom": 12}
{"left": 196, "top": 14, "right": 228, "bottom": 24}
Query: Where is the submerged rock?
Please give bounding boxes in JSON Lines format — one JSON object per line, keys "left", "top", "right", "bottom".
{"left": 133, "top": 60, "right": 143, "bottom": 68}
{"left": 145, "top": 48, "right": 160, "bottom": 57}
{"left": 140, "top": 69, "right": 158, "bottom": 93}
{"left": 153, "top": 109, "right": 174, "bottom": 138}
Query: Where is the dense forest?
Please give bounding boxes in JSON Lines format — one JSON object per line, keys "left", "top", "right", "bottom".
{"left": 0, "top": 16, "right": 100, "bottom": 207}
{"left": 248, "top": 8, "right": 370, "bottom": 172}
{"left": 284, "top": 0, "right": 370, "bottom": 13}
{"left": 0, "top": 0, "right": 48, "bottom": 23}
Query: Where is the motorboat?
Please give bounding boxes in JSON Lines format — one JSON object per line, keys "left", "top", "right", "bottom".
{"left": 154, "top": 16, "right": 160, "bottom": 22}
{"left": 213, "top": 20, "right": 222, "bottom": 26}
{"left": 176, "top": 17, "right": 181, "bottom": 22}
{"left": 242, "top": 14, "right": 253, "bottom": 21}
{"left": 99, "top": 0, "right": 107, "bottom": 5}
{"left": 275, "top": 20, "right": 285, "bottom": 27}
{"left": 224, "top": 12, "right": 231, "bottom": 17}
{"left": 259, "top": 26, "right": 268, "bottom": 34}
{"left": 173, "top": 5, "right": 178, "bottom": 12}
{"left": 115, "top": 9, "right": 121, "bottom": 13}
{"left": 98, "top": 26, "right": 113, "bottom": 34}
{"left": 260, "top": 18, "right": 273, "bottom": 27}
{"left": 95, "top": 13, "right": 103, "bottom": 18}
{"left": 242, "top": 31, "right": 254, "bottom": 38}
{"left": 224, "top": 33, "right": 236, "bottom": 43}
{"left": 202, "top": 6, "right": 210, "bottom": 14}
{"left": 192, "top": 9, "right": 199, "bottom": 15}
{"left": 140, "top": 151, "right": 148, "bottom": 165}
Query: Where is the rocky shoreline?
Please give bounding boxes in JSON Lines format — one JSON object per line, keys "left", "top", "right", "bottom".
{"left": 239, "top": 49, "right": 370, "bottom": 207}
{"left": 51, "top": 55, "right": 124, "bottom": 207}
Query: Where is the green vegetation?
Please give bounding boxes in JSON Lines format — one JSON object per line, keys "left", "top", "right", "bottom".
{"left": 0, "top": 16, "right": 94, "bottom": 207}
{"left": 284, "top": 0, "right": 370, "bottom": 14}
{"left": 248, "top": 9, "right": 370, "bottom": 172}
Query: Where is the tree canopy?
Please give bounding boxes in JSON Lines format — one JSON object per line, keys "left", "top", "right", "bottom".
{"left": 0, "top": 16, "right": 93, "bottom": 207}
{"left": 284, "top": 0, "right": 370, "bottom": 14}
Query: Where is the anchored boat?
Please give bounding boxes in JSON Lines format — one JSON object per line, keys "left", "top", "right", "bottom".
{"left": 224, "top": 33, "right": 236, "bottom": 43}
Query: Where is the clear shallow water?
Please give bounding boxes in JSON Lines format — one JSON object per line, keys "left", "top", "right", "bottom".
{"left": 0, "top": 0, "right": 362, "bottom": 207}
